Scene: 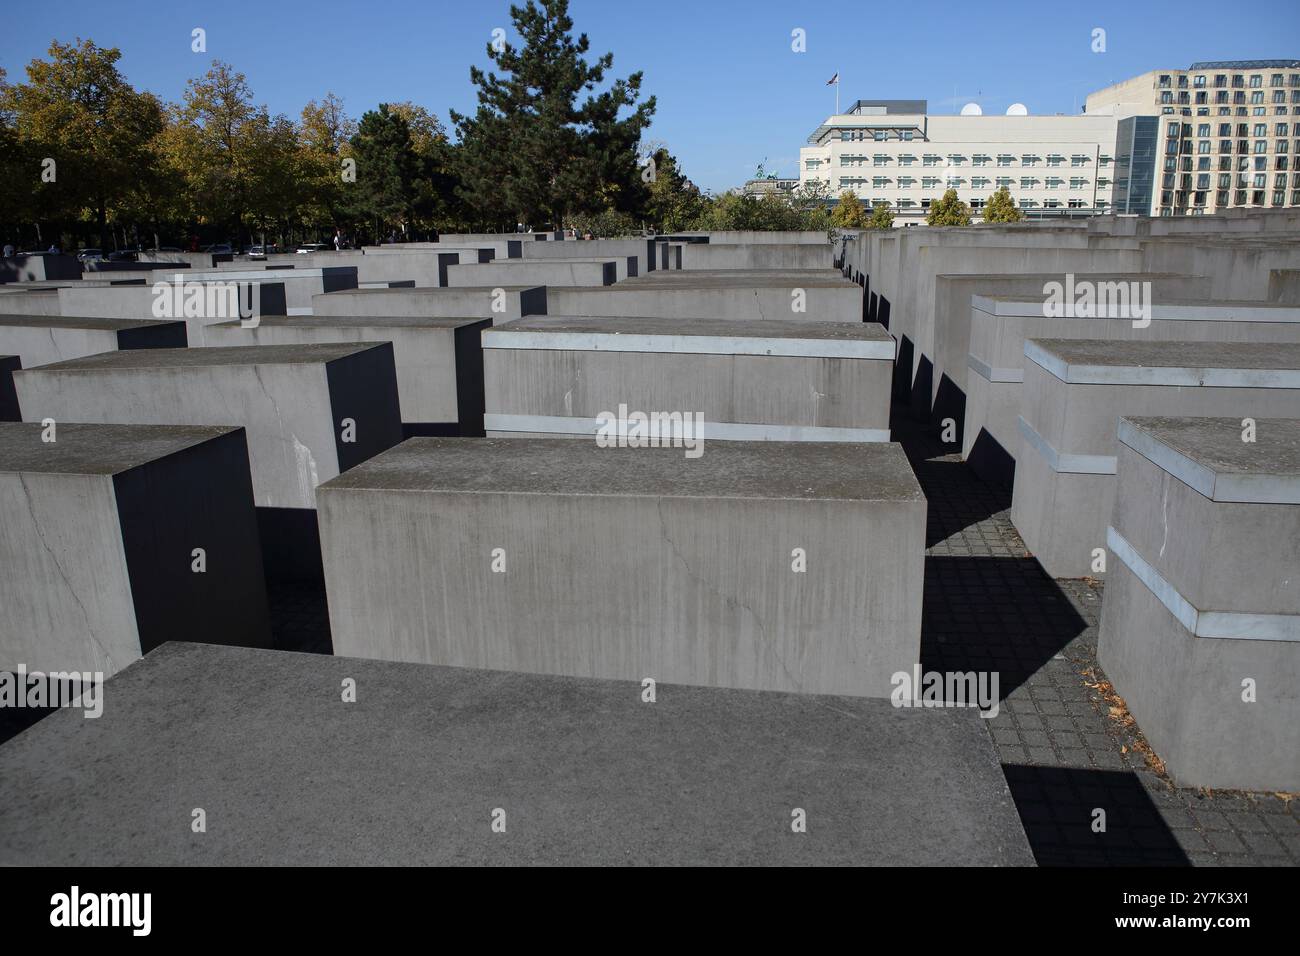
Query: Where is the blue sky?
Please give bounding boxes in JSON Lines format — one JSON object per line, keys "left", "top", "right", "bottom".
{"left": 3, "top": 0, "right": 1298, "bottom": 192}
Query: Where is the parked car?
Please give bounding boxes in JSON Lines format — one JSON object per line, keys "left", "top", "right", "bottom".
{"left": 107, "top": 249, "right": 138, "bottom": 262}
{"left": 296, "top": 242, "right": 329, "bottom": 254}
{"left": 76, "top": 248, "right": 104, "bottom": 261}
{"left": 203, "top": 243, "right": 234, "bottom": 255}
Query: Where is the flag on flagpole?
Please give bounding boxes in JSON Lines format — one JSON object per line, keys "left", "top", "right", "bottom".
{"left": 826, "top": 73, "right": 839, "bottom": 85}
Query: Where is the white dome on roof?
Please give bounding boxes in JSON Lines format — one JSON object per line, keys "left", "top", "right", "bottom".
{"left": 1006, "top": 103, "right": 1028, "bottom": 116}
{"left": 960, "top": 102, "right": 982, "bottom": 116}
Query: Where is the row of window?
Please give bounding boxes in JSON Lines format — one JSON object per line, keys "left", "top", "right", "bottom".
{"left": 1161, "top": 154, "right": 1294, "bottom": 173}
{"left": 837, "top": 176, "right": 1094, "bottom": 189}
{"left": 835, "top": 153, "right": 1097, "bottom": 168}
{"left": 1169, "top": 172, "right": 1300, "bottom": 189}
{"left": 1158, "top": 72, "right": 1300, "bottom": 89}
{"left": 1163, "top": 106, "right": 1300, "bottom": 117}
{"left": 839, "top": 194, "right": 1100, "bottom": 210}
{"left": 1158, "top": 189, "right": 1300, "bottom": 209}
{"left": 1176, "top": 122, "right": 1300, "bottom": 137}
{"left": 1161, "top": 89, "right": 1300, "bottom": 105}
{"left": 1165, "top": 137, "right": 1300, "bottom": 156}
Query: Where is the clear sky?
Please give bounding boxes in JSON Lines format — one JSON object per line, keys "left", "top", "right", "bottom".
{"left": 3, "top": 0, "right": 1298, "bottom": 192}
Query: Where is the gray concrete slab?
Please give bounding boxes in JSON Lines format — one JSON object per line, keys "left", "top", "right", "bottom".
{"left": 546, "top": 276, "right": 862, "bottom": 323}
{"left": 0, "top": 640, "right": 1032, "bottom": 865}
{"left": 483, "top": 316, "right": 894, "bottom": 441}
{"left": 932, "top": 273, "right": 1212, "bottom": 433}
{"left": 446, "top": 259, "right": 618, "bottom": 288}
{"left": 312, "top": 285, "right": 546, "bottom": 323}
{"left": 1010, "top": 340, "right": 1300, "bottom": 578}
{"left": 178, "top": 266, "right": 358, "bottom": 313}
{"left": 963, "top": 298, "right": 1300, "bottom": 482}
{"left": 13, "top": 343, "right": 404, "bottom": 509}
{"left": 0, "top": 423, "right": 271, "bottom": 677}
{"left": 1098, "top": 416, "right": 1300, "bottom": 791}
{"left": 0, "top": 288, "right": 62, "bottom": 315}
{"left": 680, "top": 243, "right": 833, "bottom": 271}
{"left": 0, "top": 314, "right": 187, "bottom": 367}
{"left": 318, "top": 438, "right": 925, "bottom": 699}
{"left": 209, "top": 316, "right": 487, "bottom": 434}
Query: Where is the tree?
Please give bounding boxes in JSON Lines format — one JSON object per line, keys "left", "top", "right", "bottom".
{"left": 170, "top": 61, "right": 289, "bottom": 245}
{"left": 387, "top": 102, "right": 465, "bottom": 233}
{"left": 347, "top": 104, "right": 419, "bottom": 238}
{"left": 6, "top": 39, "right": 164, "bottom": 246}
{"left": 866, "top": 201, "right": 895, "bottom": 229}
{"left": 982, "top": 185, "right": 1024, "bottom": 223}
{"left": 297, "top": 93, "right": 357, "bottom": 235}
{"left": 831, "top": 191, "right": 867, "bottom": 228}
{"left": 926, "top": 188, "right": 972, "bottom": 226}
{"left": 643, "top": 147, "right": 704, "bottom": 231}
{"left": 450, "top": 0, "right": 656, "bottom": 227}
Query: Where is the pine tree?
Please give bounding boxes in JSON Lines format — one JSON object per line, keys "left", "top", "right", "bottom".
{"left": 450, "top": 0, "right": 655, "bottom": 228}
{"left": 347, "top": 104, "right": 418, "bottom": 238}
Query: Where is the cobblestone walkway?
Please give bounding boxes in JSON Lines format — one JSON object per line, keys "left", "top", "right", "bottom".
{"left": 901, "top": 413, "right": 1299, "bottom": 866}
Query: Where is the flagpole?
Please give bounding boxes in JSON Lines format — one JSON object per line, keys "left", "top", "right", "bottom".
{"left": 836, "top": 73, "right": 840, "bottom": 114}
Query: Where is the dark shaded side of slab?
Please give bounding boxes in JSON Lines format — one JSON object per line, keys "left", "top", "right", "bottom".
{"left": 115, "top": 320, "right": 188, "bottom": 350}
{"left": 323, "top": 342, "right": 405, "bottom": 472}
{"left": 113, "top": 430, "right": 272, "bottom": 654}
{"left": 0, "top": 356, "right": 19, "bottom": 422}
{"left": 0, "top": 642, "right": 1033, "bottom": 866}
{"left": 453, "top": 320, "right": 488, "bottom": 436}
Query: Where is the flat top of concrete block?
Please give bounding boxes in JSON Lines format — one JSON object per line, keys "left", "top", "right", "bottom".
{"left": 25, "top": 342, "right": 390, "bottom": 372}
{"left": 174, "top": 267, "right": 352, "bottom": 280}
{"left": 1118, "top": 416, "right": 1300, "bottom": 504}
{"left": 492, "top": 315, "right": 892, "bottom": 342}
{"left": 0, "top": 642, "right": 1029, "bottom": 866}
{"left": 977, "top": 295, "right": 1300, "bottom": 317}
{"left": 0, "top": 314, "right": 182, "bottom": 331}
{"left": 590, "top": 272, "right": 854, "bottom": 290}
{"left": 324, "top": 284, "right": 541, "bottom": 296}
{"left": 0, "top": 422, "right": 239, "bottom": 475}
{"left": 319, "top": 437, "right": 924, "bottom": 502}
{"left": 211, "top": 316, "right": 485, "bottom": 331}
{"left": 1027, "top": 338, "right": 1300, "bottom": 370}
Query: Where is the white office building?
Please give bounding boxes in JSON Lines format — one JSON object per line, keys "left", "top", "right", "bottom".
{"left": 800, "top": 99, "right": 1120, "bottom": 222}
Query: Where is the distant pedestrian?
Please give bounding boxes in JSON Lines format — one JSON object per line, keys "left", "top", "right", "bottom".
{"left": 2, "top": 243, "right": 13, "bottom": 258}
{"left": 333, "top": 229, "right": 342, "bottom": 251}
{"left": 47, "top": 243, "right": 60, "bottom": 254}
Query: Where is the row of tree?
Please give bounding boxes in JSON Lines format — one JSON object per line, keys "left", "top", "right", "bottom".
{"left": 0, "top": 0, "right": 1031, "bottom": 252}
{"left": 0, "top": 1, "right": 727, "bottom": 251}
{"left": 826, "top": 186, "right": 1026, "bottom": 229}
